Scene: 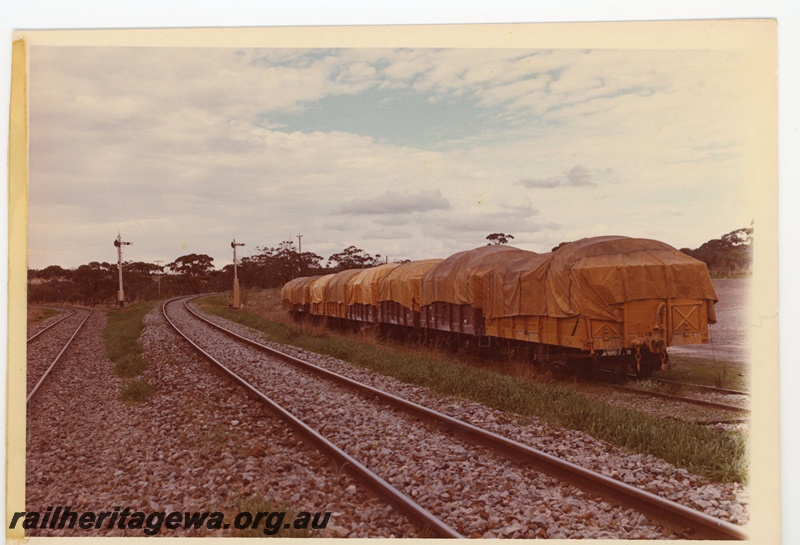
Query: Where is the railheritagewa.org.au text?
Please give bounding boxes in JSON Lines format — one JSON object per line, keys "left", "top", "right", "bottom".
{"left": 10, "top": 506, "right": 332, "bottom": 535}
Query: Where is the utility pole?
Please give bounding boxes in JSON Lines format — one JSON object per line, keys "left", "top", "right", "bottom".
{"left": 154, "top": 260, "right": 163, "bottom": 297}
{"left": 231, "top": 238, "right": 246, "bottom": 309}
{"left": 114, "top": 232, "right": 132, "bottom": 307}
{"left": 296, "top": 234, "right": 303, "bottom": 275}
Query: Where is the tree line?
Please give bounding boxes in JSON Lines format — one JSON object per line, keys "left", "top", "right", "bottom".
{"left": 679, "top": 226, "right": 753, "bottom": 277}
{"left": 27, "top": 242, "right": 389, "bottom": 305}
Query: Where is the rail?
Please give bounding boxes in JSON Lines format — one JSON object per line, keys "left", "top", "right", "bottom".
{"left": 27, "top": 307, "right": 79, "bottom": 343}
{"left": 162, "top": 297, "right": 463, "bottom": 539}
{"left": 647, "top": 377, "right": 749, "bottom": 396}
{"left": 182, "top": 295, "right": 748, "bottom": 541}
{"left": 27, "top": 309, "right": 93, "bottom": 403}
{"left": 607, "top": 383, "right": 749, "bottom": 413}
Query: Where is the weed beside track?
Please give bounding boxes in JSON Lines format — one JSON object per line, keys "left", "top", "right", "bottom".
{"left": 27, "top": 307, "right": 63, "bottom": 331}
{"left": 105, "top": 300, "right": 159, "bottom": 402}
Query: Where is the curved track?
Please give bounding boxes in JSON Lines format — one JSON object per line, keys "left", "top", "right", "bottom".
{"left": 605, "top": 383, "right": 749, "bottom": 414}
{"left": 595, "top": 370, "right": 749, "bottom": 413}
{"left": 168, "top": 295, "right": 747, "bottom": 541}
{"left": 162, "top": 297, "right": 462, "bottom": 539}
{"left": 27, "top": 308, "right": 93, "bottom": 403}
{"left": 27, "top": 307, "right": 78, "bottom": 342}
{"left": 646, "top": 377, "right": 749, "bottom": 397}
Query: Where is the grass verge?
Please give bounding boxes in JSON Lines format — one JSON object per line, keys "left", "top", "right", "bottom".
{"left": 27, "top": 307, "right": 61, "bottom": 331}
{"left": 657, "top": 354, "right": 749, "bottom": 392}
{"left": 198, "top": 291, "right": 748, "bottom": 484}
{"left": 105, "top": 300, "right": 159, "bottom": 403}
{"left": 121, "top": 378, "right": 154, "bottom": 403}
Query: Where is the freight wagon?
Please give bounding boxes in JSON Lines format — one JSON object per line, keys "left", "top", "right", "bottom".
{"left": 281, "top": 236, "right": 717, "bottom": 377}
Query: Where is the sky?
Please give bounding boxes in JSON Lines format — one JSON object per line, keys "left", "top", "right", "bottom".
{"left": 26, "top": 42, "right": 764, "bottom": 270}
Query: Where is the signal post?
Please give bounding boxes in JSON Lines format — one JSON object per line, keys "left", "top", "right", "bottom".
{"left": 114, "top": 233, "right": 132, "bottom": 307}
{"left": 231, "top": 238, "right": 245, "bottom": 309}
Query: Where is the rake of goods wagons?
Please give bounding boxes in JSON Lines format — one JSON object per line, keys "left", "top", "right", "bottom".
{"left": 281, "top": 236, "right": 717, "bottom": 377}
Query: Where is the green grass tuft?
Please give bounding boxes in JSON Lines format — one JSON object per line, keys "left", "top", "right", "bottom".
{"left": 27, "top": 307, "right": 62, "bottom": 331}
{"left": 658, "top": 354, "right": 749, "bottom": 392}
{"left": 121, "top": 378, "right": 154, "bottom": 403}
{"left": 105, "top": 301, "right": 159, "bottom": 402}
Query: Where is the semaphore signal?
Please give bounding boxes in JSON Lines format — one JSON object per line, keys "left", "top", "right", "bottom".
{"left": 231, "top": 238, "right": 246, "bottom": 309}
{"left": 113, "top": 232, "right": 132, "bottom": 307}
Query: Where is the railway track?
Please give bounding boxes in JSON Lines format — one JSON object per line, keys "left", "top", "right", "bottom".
{"left": 162, "top": 297, "right": 462, "bottom": 538}
{"left": 165, "top": 295, "right": 747, "bottom": 540}
{"left": 27, "top": 304, "right": 418, "bottom": 538}
{"left": 27, "top": 307, "right": 78, "bottom": 342}
{"left": 27, "top": 307, "right": 93, "bottom": 403}
{"left": 604, "top": 383, "right": 748, "bottom": 414}
{"left": 646, "top": 377, "right": 749, "bottom": 397}
{"left": 595, "top": 371, "right": 749, "bottom": 414}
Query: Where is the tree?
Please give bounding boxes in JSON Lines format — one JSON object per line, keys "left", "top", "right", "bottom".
{"left": 72, "top": 261, "right": 117, "bottom": 305}
{"left": 119, "top": 261, "right": 166, "bottom": 300}
{"left": 36, "top": 264, "right": 72, "bottom": 280}
{"left": 243, "top": 242, "right": 325, "bottom": 288}
{"left": 126, "top": 261, "right": 162, "bottom": 276}
{"left": 486, "top": 233, "right": 515, "bottom": 245}
{"left": 551, "top": 241, "right": 572, "bottom": 252}
{"left": 328, "top": 246, "right": 382, "bottom": 271}
{"left": 167, "top": 254, "right": 215, "bottom": 293}
{"left": 680, "top": 227, "right": 753, "bottom": 276}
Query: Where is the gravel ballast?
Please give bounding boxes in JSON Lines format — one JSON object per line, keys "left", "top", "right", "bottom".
{"left": 23, "top": 300, "right": 747, "bottom": 538}
{"left": 26, "top": 309, "right": 90, "bottom": 397}
{"left": 191, "top": 301, "right": 749, "bottom": 527}
{"left": 25, "top": 307, "right": 416, "bottom": 538}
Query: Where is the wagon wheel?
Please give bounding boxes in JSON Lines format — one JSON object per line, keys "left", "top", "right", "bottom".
{"left": 580, "top": 357, "right": 599, "bottom": 380}
{"left": 636, "top": 360, "right": 656, "bottom": 379}
{"left": 635, "top": 349, "right": 661, "bottom": 379}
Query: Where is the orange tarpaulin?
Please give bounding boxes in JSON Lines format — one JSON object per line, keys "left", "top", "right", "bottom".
{"left": 281, "top": 275, "right": 320, "bottom": 308}
{"left": 310, "top": 273, "right": 336, "bottom": 305}
{"left": 349, "top": 263, "right": 403, "bottom": 306}
{"left": 483, "top": 236, "right": 718, "bottom": 322}
{"left": 419, "top": 245, "right": 536, "bottom": 308}
{"left": 377, "top": 259, "right": 443, "bottom": 311}
{"left": 324, "top": 269, "right": 363, "bottom": 318}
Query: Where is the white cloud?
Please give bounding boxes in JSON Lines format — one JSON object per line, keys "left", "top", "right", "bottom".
{"left": 339, "top": 189, "right": 450, "bottom": 215}
{"left": 516, "top": 165, "right": 618, "bottom": 189}
{"left": 27, "top": 45, "right": 758, "bottom": 268}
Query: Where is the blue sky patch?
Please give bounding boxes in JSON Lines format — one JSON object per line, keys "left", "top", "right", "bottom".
{"left": 262, "top": 87, "right": 513, "bottom": 149}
